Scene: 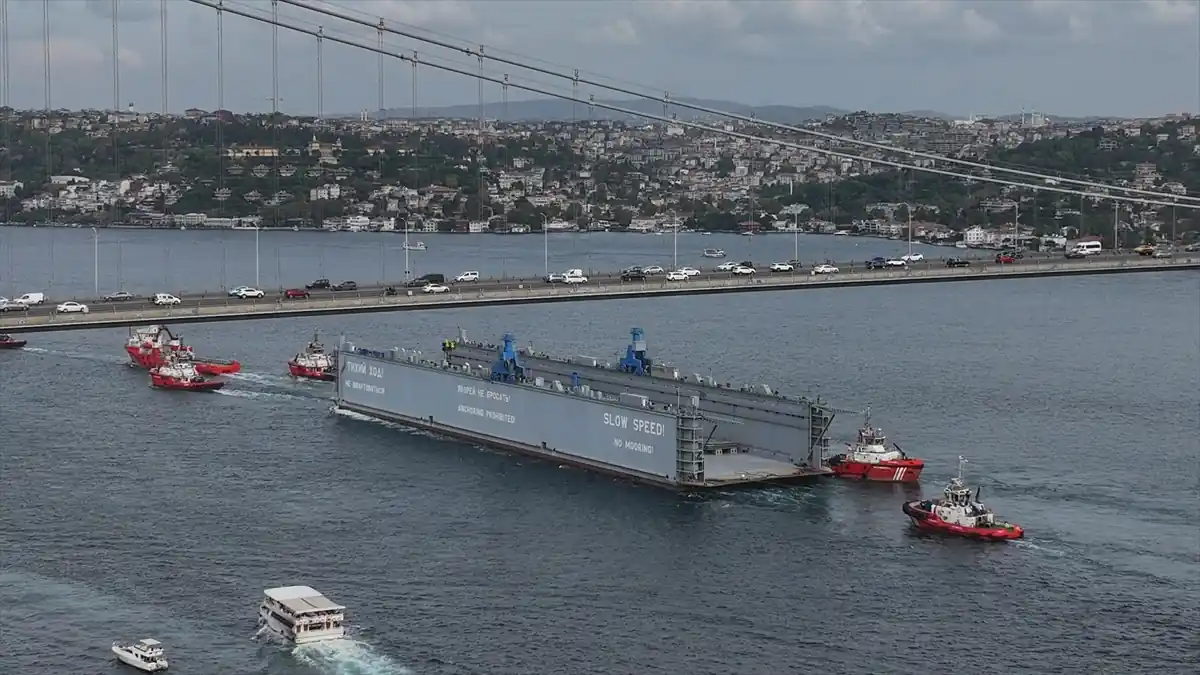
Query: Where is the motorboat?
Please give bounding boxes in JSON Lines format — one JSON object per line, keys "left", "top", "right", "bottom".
{"left": 0, "top": 333, "right": 26, "bottom": 349}
{"left": 149, "top": 359, "right": 226, "bottom": 392}
{"left": 125, "top": 325, "right": 241, "bottom": 375}
{"left": 826, "top": 412, "right": 924, "bottom": 482}
{"left": 403, "top": 241, "right": 427, "bottom": 251}
{"left": 702, "top": 248, "right": 726, "bottom": 258}
{"left": 902, "top": 457, "right": 1024, "bottom": 541}
{"left": 257, "top": 586, "right": 346, "bottom": 645}
{"left": 111, "top": 638, "right": 169, "bottom": 672}
{"left": 288, "top": 331, "right": 337, "bottom": 381}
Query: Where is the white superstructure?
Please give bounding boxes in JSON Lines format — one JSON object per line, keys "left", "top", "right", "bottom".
{"left": 112, "top": 638, "right": 169, "bottom": 672}
{"left": 257, "top": 586, "right": 346, "bottom": 644}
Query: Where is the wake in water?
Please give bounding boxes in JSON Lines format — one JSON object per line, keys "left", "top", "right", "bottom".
{"left": 292, "top": 639, "right": 414, "bottom": 675}
{"left": 215, "top": 388, "right": 310, "bottom": 403}
{"left": 21, "top": 346, "right": 127, "bottom": 366}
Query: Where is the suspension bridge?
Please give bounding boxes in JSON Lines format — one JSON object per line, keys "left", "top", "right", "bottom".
{"left": 0, "top": 0, "right": 1196, "bottom": 333}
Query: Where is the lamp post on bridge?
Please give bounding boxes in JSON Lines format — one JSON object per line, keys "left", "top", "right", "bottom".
{"left": 255, "top": 224, "right": 261, "bottom": 288}
{"left": 91, "top": 227, "right": 99, "bottom": 297}
{"left": 542, "top": 212, "right": 549, "bottom": 277}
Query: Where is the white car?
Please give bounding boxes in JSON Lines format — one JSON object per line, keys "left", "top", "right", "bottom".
{"left": 422, "top": 284, "right": 450, "bottom": 293}
{"left": 732, "top": 266, "right": 756, "bottom": 275}
{"left": 563, "top": 274, "right": 588, "bottom": 284}
{"left": 455, "top": 271, "right": 480, "bottom": 283}
{"left": 232, "top": 287, "right": 265, "bottom": 298}
{"left": 812, "top": 264, "right": 840, "bottom": 275}
{"left": 153, "top": 293, "right": 181, "bottom": 306}
{"left": 715, "top": 261, "right": 739, "bottom": 272}
{"left": 56, "top": 301, "right": 89, "bottom": 314}
{"left": 665, "top": 271, "right": 688, "bottom": 281}
{"left": 642, "top": 265, "right": 665, "bottom": 275}
{"left": 769, "top": 262, "right": 794, "bottom": 272}
{"left": 901, "top": 253, "right": 924, "bottom": 262}
{"left": 676, "top": 267, "right": 701, "bottom": 277}
{"left": 885, "top": 259, "right": 907, "bottom": 267}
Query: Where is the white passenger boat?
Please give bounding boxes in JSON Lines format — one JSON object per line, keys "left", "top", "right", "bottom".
{"left": 402, "top": 241, "right": 427, "bottom": 251}
{"left": 257, "top": 586, "right": 346, "bottom": 644}
{"left": 111, "top": 638, "right": 169, "bottom": 672}
{"left": 702, "top": 248, "right": 726, "bottom": 258}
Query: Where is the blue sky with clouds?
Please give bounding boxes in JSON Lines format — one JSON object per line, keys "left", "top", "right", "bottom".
{"left": 4, "top": 0, "right": 1198, "bottom": 117}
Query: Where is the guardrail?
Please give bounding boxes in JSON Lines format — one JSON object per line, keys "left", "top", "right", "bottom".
{"left": 2, "top": 255, "right": 1195, "bottom": 333}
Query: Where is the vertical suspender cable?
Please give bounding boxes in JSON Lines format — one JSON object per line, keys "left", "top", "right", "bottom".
{"left": 501, "top": 74, "right": 508, "bottom": 126}
{"left": 160, "top": 0, "right": 169, "bottom": 220}
{"left": 271, "top": 0, "right": 280, "bottom": 228}
{"left": 316, "top": 26, "right": 323, "bottom": 126}
{"left": 43, "top": 0, "right": 53, "bottom": 227}
{"left": 377, "top": 19, "right": 384, "bottom": 194}
{"left": 111, "top": 0, "right": 121, "bottom": 225}
{"left": 1, "top": 0, "right": 10, "bottom": 224}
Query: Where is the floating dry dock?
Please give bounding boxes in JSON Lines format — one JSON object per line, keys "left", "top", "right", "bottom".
{"left": 335, "top": 328, "right": 852, "bottom": 490}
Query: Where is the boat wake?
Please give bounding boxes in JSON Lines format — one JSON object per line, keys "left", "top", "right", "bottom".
{"left": 215, "top": 388, "right": 309, "bottom": 403}
{"left": 21, "top": 346, "right": 127, "bottom": 365}
{"left": 293, "top": 639, "right": 414, "bottom": 675}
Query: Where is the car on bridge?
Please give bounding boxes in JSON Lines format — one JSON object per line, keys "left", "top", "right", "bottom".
{"left": 731, "top": 265, "right": 756, "bottom": 275}
{"left": 945, "top": 258, "right": 971, "bottom": 268}
{"left": 331, "top": 281, "right": 358, "bottom": 291}
{"left": 621, "top": 269, "right": 647, "bottom": 281}
{"left": 231, "top": 286, "right": 266, "bottom": 299}
{"left": 866, "top": 257, "right": 887, "bottom": 270}
{"left": 454, "top": 271, "right": 480, "bottom": 283}
{"left": 422, "top": 284, "right": 450, "bottom": 294}
{"left": 994, "top": 253, "right": 1017, "bottom": 264}
{"left": 715, "top": 261, "right": 739, "bottom": 272}
{"left": 769, "top": 262, "right": 795, "bottom": 272}
{"left": 56, "top": 301, "right": 89, "bottom": 314}
{"left": 676, "top": 267, "right": 701, "bottom": 277}
{"left": 812, "top": 264, "right": 839, "bottom": 275}
{"left": 306, "top": 278, "right": 332, "bottom": 290}
{"left": 902, "top": 253, "right": 925, "bottom": 262}
{"left": 102, "top": 291, "right": 134, "bottom": 302}
{"left": 284, "top": 288, "right": 310, "bottom": 299}
{"left": 153, "top": 293, "right": 181, "bottom": 306}
{"left": 641, "top": 265, "right": 665, "bottom": 275}
{"left": 0, "top": 297, "right": 30, "bottom": 312}
{"left": 665, "top": 270, "right": 689, "bottom": 281}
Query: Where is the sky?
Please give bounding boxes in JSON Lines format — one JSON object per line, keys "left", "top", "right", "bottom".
{"left": 2, "top": 0, "right": 1198, "bottom": 118}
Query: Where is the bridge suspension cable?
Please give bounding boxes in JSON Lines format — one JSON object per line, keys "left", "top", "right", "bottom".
{"left": 279, "top": 0, "right": 1199, "bottom": 206}
{"left": 184, "top": 0, "right": 1197, "bottom": 211}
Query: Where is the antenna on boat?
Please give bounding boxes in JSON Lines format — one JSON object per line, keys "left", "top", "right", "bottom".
{"left": 957, "top": 456, "right": 968, "bottom": 482}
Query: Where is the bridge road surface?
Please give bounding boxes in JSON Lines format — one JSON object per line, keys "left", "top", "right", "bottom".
{"left": 1, "top": 251, "right": 1163, "bottom": 319}
{"left": 1, "top": 254, "right": 1195, "bottom": 334}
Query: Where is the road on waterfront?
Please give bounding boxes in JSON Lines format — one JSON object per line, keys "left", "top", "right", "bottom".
{"left": 0, "top": 251, "right": 1166, "bottom": 320}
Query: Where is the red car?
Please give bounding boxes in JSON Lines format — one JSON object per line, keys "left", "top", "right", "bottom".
{"left": 284, "top": 288, "right": 310, "bottom": 299}
{"left": 994, "top": 254, "right": 1016, "bottom": 264}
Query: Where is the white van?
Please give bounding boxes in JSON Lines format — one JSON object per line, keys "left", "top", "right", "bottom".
{"left": 15, "top": 292, "right": 45, "bottom": 305}
{"left": 1069, "top": 241, "right": 1102, "bottom": 255}
{"left": 153, "top": 293, "right": 181, "bottom": 306}
{"left": 454, "top": 271, "right": 480, "bottom": 283}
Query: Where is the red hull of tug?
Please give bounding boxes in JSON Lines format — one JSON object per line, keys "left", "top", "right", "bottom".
{"left": 288, "top": 361, "right": 336, "bottom": 381}
{"left": 829, "top": 458, "right": 924, "bottom": 483}
{"left": 125, "top": 345, "right": 240, "bottom": 375}
{"left": 149, "top": 372, "right": 226, "bottom": 392}
{"left": 0, "top": 339, "right": 27, "bottom": 349}
{"left": 902, "top": 501, "right": 1024, "bottom": 541}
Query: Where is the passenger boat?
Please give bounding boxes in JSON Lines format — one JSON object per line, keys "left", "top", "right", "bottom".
{"left": 257, "top": 586, "right": 346, "bottom": 645}
{"left": 826, "top": 412, "right": 924, "bottom": 482}
{"left": 0, "top": 333, "right": 26, "bottom": 349}
{"left": 902, "top": 457, "right": 1024, "bottom": 541}
{"left": 149, "top": 359, "right": 226, "bottom": 392}
{"left": 111, "top": 638, "right": 169, "bottom": 672}
{"left": 402, "top": 241, "right": 427, "bottom": 251}
{"left": 702, "top": 248, "right": 726, "bottom": 258}
{"left": 125, "top": 325, "right": 241, "bottom": 375}
{"left": 288, "top": 331, "right": 337, "bottom": 381}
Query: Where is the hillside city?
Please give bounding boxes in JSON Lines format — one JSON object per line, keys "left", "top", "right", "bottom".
{"left": 1, "top": 105, "right": 1196, "bottom": 251}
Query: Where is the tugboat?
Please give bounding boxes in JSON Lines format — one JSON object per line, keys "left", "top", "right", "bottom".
{"left": 902, "top": 456, "right": 1024, "bottom": 541}
{"left": 149, "top": 356, "right": 226, "bottom": 392}
{"left": 125, "top": 325, "right": 241, "bottom": 375}
{"left": 111, "top": 638, "right": 169, "bottom": 671}
{"left": 826, "top": 411, "right": 924, "bottom": 482}
{"left": 0, "top": 333, "right": 27, "bottom": 349}
{"left": 287, "top": 331, "right": 337, "bottom": 381}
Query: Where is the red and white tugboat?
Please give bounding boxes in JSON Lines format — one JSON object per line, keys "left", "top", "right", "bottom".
{"left": 0, "top": 333, "right": 27, "bottom": 350}
{"left": 287, "top": 331, "right": 337, "bottom": 381}
{"left": 149, "top": 355, "right": 226, "bottom": 392}
{"left": 902, "top": 456, "right": 1024, "bottom": 541}
{"left": 826, "top": 411, "right": 924, "bottom": 482}
{"left": 124, "top": 325, "right": 241, "bottom": 375}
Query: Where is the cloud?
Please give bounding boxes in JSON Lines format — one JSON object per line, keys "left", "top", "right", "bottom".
{"left": 588, "top": 19, "right": 639, "bottom": 47}
{"left": 1140, "top": 0, "right": 1200, "bottom": 23}
{"left": 11, "top": 38, "right": 144, "bottom": 71}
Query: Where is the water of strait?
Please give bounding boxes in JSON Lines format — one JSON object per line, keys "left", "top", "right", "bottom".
{"left": 1, "top": 228, "right": 1197, "bottom": 675}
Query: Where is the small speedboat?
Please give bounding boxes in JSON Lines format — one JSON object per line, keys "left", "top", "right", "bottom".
{"left": 112, "top": 638, "right": 169, "bottom": 672}
{"left": 902, "top": 456, "right": 1023, "bottom": 541}
{"left": 702, "top": 248, "right": 726, "bottom": 258}
{"left": 0, "top": 334, "right": 26, "bottom": 349}
{"left": 288, "top": 331, "right": 337, "bottom": 381}
{"left": 402, "top": 241, "right": 427, "bottom": 251}
{"left": 150, "top": 361, "right": 225, "bottom": 392}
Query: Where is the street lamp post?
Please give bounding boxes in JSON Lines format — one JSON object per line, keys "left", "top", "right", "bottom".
{"left": 254, "top": 226, "right": 261, "bottom": 287}
{"left": 671, "top": 209, "right": 678, "bottom": 269}
{"left": 542, "top": 213, "right": 549, "bottom": 276}
{"left": 91, "top": 227, "right": 99, "bottom": 297}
